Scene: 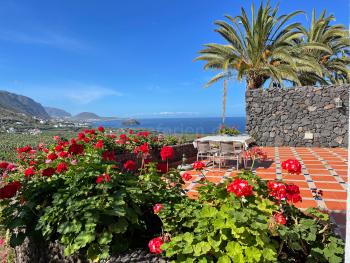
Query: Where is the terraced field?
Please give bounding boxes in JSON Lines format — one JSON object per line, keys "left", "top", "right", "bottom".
{"left": 0, "top": 131, "right": 76, "bottom": 162}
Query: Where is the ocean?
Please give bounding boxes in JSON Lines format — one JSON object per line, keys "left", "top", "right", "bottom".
{"left": 93, "top": 117, "right": 246, "bottom": 134}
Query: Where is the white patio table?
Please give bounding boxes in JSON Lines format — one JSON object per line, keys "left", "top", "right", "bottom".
{"left": 193, "top": 134, "right": 254, "bottom": 149}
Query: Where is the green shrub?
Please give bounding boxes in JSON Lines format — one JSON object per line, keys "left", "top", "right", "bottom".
{"left": 218, "top": 126, "right": 240, "bottom": 136}
{"left": 0, "top": 127, "right": 185, "bottom": 261}
{"left": 158, "top": 171, "right": 345, "bottom": 262}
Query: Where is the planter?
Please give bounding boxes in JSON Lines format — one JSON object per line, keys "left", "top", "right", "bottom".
{"left": 15, "top": 238, "right": 167, "bottom": 263}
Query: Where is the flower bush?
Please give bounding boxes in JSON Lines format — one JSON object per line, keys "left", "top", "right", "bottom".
{"left": 156, "top": 171, "right": 344, "bottom": 262}
{"left": 218, "top": 126, "right": 240, "bottom": 136}
{"left": 0, "top": 127, "right": 186, "bottom": 261}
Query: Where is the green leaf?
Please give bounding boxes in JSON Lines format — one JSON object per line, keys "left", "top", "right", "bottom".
{"left": 218, "top": 255, "right": 231, "bottom": 263}
{"left": 245, "top": 247, "right": 262, "bottom": 262}
{"left": 109, "top": 218, "right": 128, "bottom": 234}
{"left": 57, "top": 220, "right": 82, "bottom": 234}
{"left": 200, "top": 205, "right": 218, "bottom": 218}
{"left": 74, "top": 230, "right": 95, "bottom": 248}
{"left": 98, "top": 231, "right": 113, "bottom": 245}
{"left": 193, "top": 241, "right": 211, "bottom": 256}
{"left": 262, "top": 247, "right": 277, "bottom": 261}
{"left": 226, "top": 242, "right": 245, "bottom": 262}
{"left": 183, "top": 232, "right": 194, "bottom": 244}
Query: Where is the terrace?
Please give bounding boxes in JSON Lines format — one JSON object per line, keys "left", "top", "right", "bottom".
{"left": 183, "top": 146, "right": 348, "bottom": 239}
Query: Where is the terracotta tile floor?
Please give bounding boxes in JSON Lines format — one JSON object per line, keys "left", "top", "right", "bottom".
{"left": 183, "top": 147, "right": 348, "bottom": 239}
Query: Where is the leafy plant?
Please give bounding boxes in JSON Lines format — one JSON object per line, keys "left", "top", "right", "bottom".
{"left": 0, "top": 127, "right": 186, "bottom": 261}
{"left": 157, "top": 171, "right": 345, "bottom": 262}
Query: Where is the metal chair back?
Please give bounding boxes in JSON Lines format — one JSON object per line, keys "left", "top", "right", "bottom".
{"left": 197, "top": 141, "right": 210, "bottom": 153}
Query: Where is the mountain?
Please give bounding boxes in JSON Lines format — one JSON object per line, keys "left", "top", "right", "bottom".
{"left": 73, "top": 112, "right": 100, "bottom": 120}
{"left": 0, "top": 90, "right": 49, "bottom": 119}
{"left": 45, "top": 107, "right": 71, "bottom": 118}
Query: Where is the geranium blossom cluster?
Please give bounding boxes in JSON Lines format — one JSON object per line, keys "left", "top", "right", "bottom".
{"left": 0, "top": 161, "right": 16, "bottom": 178}
{"left": 226, "top": 178, "right": 253, "bottom": 197}
{"left": 281, "top": 159, "right": 302, "bottom": 174}
{"left": 267, "top": 181, "right": 302, "bottom": 203}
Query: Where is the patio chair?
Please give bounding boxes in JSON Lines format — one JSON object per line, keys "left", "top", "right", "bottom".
{"left": 218, "top": 141, "right": 244, "bottom": 170}
{"left": 196, "top": 141, "right": 217, "bottom": 163}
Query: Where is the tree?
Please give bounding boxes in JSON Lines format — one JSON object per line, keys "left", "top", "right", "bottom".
{"left": 297, "top": 9, "right": 350, "bottom": 85}
{"left": 195, "top": 2, "right": 331, "bottom": 90}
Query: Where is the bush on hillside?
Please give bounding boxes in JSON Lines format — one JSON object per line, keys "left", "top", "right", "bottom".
{"left": 0, "top": 127, "right": 185, "bottom": 261}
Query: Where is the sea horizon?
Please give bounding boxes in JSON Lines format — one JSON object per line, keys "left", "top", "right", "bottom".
{"left": 92, "top": 116, "right": 246, "bottom": 134}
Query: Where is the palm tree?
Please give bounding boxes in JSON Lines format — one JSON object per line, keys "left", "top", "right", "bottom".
{"left": 297, "top": 10, "right": 350, "bottom": 85}
{"left": 195, "top": 2, "right": 331, "bottom": 90}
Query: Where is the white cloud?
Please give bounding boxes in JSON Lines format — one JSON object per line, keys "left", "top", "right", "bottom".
{"left": 2, "top": 82, "right": 122, "bottom": 105}
{"left": 65, "top": 86, "right": 122, "bottom": 104}
{"left": 0, "top": 30, "right": 87, "bottom": 50}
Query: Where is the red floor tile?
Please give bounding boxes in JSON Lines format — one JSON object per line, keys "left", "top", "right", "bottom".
{"left": 314, "top": 182, "right": 346, "bottom": 191}
{"left": 324, "top": 201, "right": 347, "bottom": 211}
{"left": 307, "top": 169, "right": 332, "bottom": 175}
{"left": 299, "top": 189, "right": 314, "bottom": 198}
{"left": 321, "top": 191, "right": 347, "bottom": 200}
{"left": 294, "top": 200, "right": 318, "bottom": 209}
{"left": 310, "top": 175, "right": 338, "bottom": 182}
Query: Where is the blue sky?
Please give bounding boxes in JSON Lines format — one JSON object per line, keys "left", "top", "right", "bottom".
{"left": 0, "top": 0, "right": 348, "bottom": 118}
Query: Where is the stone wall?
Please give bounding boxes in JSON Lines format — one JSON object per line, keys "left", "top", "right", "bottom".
{"left": 246, "top": 85, "right": 349, "bottom": 147}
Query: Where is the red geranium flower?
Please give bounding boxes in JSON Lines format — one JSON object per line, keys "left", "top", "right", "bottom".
{"left": 6, "top": 163, "right": 16, "bottom": 171}
{"left": 148, "top": 237, "right": 163, "bottom": 254}
{"left": 24, "top": 167, "right": 35, "bottom": 177}
{"left": 267, "top": 181, "right": 287, "bottom": 201}
{"left": 134, "top": 143, "right": 150, "bottom": 155}
{"left": 153, "top": 204, "right": 163, "bottom": 214}
{"left": 281, "top": 159, "right": 302, "bottom": 174}
{"left": 137, "top": 131, "right": 150, "bottom": 138}
{"left": 78, "top": 132, "right": 85, "bottom": 140}
{"left": 227, "top": 178, "right": 253, "bottom": 197}
{"left": 160, "top": 146, "right": 174, "bottom": 161}
{"left": 102, "top": 151, "right": 116, "bottom": 162}
{"left": 0, "top": 181, "right": 21, "bottom": 199}
{"left": 47, "top": 153, "right": 58, "bottom": 161}
{"left": 17, "top": 145, "right": 32, "bottom": 153}
{"left": 96, "top": 174, "right": 110, "bottom": 184}
{"left": 94, "top": 140, "right": 104, "bottom": 149}
{"left": 56, "top": 162, "right": 68, "bottom": 173}
{"left": 68, "top": 143, "right": 84, "bottom": 155}
{"left": 42, "top": 167, "right": 55, "bottom": 177}
{"left": 59, "top": 151, "right": 69, "bottom": 158}
{"left": 98, "top": 126, "right": 105, "bottom": 132}
{"left": 286, "top": 184, "right": 302, "bottom": 203}
{"left": 156, "top": 163, "right": 168, "bottom": 174}
{"left": 181, "top": 172, "right": 192, "bottom": 181}
{"left": 193, "top": 161, "right": 205, "bottom": 170}
{"left": 53, "top": 135, "right": 60, "bottom": 141}
{"left": 0, "top": 162, "right": 9, "bottom": 170}
{"left": 54, "top": 145, "right": 64, "bottom": 152}
{"left": 274, "top": 213, "right": 287, "bottom": 225}
{"left": 124, "top": 160, "right": 136, "bottom": 171}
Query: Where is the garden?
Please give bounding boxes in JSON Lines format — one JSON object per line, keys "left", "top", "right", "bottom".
{"left": 0, "top": 127, "right": 345, "bottom": 262}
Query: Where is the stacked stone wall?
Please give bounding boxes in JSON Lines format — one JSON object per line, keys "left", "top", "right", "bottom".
{"left": 246, "top": 85, "right": 349, "bottom": 147}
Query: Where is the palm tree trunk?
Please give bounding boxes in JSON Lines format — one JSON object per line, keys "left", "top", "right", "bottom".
{"left": 222, "top": 79, "right": 227, "bottom": 126}
{"left": 246, "top": 74, "right": 267, "bottom": 89}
